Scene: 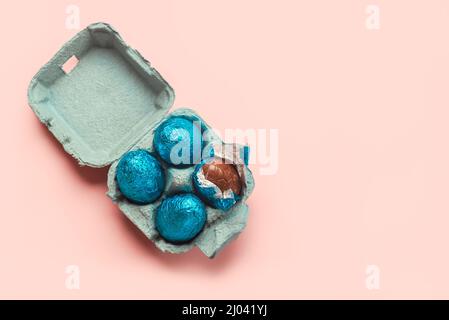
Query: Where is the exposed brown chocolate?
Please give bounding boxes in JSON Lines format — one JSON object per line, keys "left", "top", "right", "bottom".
{"left": 202, "top": 159, "right": 242, "bottom": 195}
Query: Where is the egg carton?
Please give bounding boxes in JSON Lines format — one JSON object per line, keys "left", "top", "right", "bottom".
{"left": 27, "top": 22, "right": 254, "bottom": 258}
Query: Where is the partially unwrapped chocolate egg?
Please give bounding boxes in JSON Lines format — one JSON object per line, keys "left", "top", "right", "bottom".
{"left": 155, "top": 193, "right": 207, "bottom": 243}
{"left": 116, "top": 149, "right": 165, "bottom": 204}
{"left": 153, "top": 116, "right": 203, "bottom": 166}
{"left": 193, "top": 157, "right": 243, "bottom": 211}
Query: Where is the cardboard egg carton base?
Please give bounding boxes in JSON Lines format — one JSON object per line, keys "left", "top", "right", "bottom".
{"left": 107, "top": 108, "right": 255, "bottom": 258}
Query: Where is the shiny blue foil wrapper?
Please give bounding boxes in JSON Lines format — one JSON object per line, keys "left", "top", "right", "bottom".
{"left": 153, "top": 116, "right": 203, "bottom": 166}
{"left": 116, "top": 149, "right": 165, "bottom": 204}
{"left": 155, "top": 193, "right": 207, "bottom": 243}
{"left": 193, "top": 160, "right": 242, "bottom": 212}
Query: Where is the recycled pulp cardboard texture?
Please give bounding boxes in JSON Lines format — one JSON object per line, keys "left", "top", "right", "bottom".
{"left": 28, "top": 22, "right": 255, "bottom": 258}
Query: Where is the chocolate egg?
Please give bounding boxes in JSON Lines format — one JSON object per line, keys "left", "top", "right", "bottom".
{"left": 153, "top": 116, "right": 203, "bottom": 166}
{"left": 116, "top": 149, "right": 165, "bottom": 204}
{"left": 155, "top": 193, "right": 207, "bottom": 243}
{"left": 193, "top": 158, "right": 243, "bottom": 211}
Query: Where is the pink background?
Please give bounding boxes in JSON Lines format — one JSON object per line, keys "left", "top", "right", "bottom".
{"left": 2, "top": 0, "right": 449, "bottom": 299}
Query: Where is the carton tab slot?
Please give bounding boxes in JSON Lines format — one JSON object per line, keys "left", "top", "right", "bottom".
{"left": 61, "top": 55, "right": 79, "bottom": 74}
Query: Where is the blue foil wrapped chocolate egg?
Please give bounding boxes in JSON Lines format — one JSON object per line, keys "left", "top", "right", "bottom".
{"left": 153, "top": 116, "right": 203, "bottom": 166}
{"left": 116, "top": 149, "right": 165, "bottom": 204}
{"left": 193, "top": 158, "right": 243, "bottom": 211}
{"left": 155, "top": 193, "right": 207, "bottom": 243}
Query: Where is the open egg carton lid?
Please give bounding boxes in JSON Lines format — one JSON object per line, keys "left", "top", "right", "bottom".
{"left": 27, "top": 22, "right": 174, "bottom": 167}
